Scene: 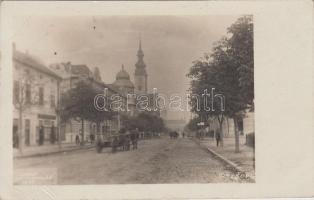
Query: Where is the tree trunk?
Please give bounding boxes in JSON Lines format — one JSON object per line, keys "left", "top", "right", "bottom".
{"left": 57, "top": 82, "right": 62, "bottom": 150}
{"left": 18, "top": 108, "right": 23, "bottom": 154}
{"left": 233, "top": 116, "right": 240, "bottom": 153}
{"left": 217, "top": 114, "right": 224, "bottom": 147}
{"left": 81, "top": 119, "right": 85, "bottom": 146}
{"left": 227, "top": 118, "right": 230, "bottom": 137}
{"left": 219, "top": 120, "right": 224, "bottom": 147}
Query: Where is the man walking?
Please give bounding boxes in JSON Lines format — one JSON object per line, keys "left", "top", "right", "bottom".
{"left": 39, "top": 125, "right": 44, "bottom": 145}
{"left": 75, "top": 135, "right": 80, "bottom": 145}
{"left": 50, "top": 124, "right": 56, "bottom": 144}
{"left": 215, "top": 129, "right": 221, "bottom": 147}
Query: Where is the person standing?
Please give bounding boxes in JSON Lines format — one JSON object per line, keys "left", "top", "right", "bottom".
{"left": 131, "top": 128, "right": 139, "bottom": 150}
{"left": 75, "top": 135, "right": 80, "bottom": 145}
{"left": 39, "top": 125, "right": 44, "bottom": 145}
{"left": 215, "top": 129, "right": 221, "bottom": 147}
{"left": 50, "top": 124, "right": 56, "bottom": 144}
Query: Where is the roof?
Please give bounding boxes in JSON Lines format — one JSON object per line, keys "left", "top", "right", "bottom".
{"left": 13, "top": 50, "right": 62, "bottom": 80}
{"left": 113, "top": 79, "right": 134, "bottom": 89}
{"left": 116, "top": 69, "right": 130, "bottom": 80}
{"left": 71, "top": 64, "right": 92, "bottom": 77}
{"left": 114, "top": 65, "right": 134, "bottom": 88}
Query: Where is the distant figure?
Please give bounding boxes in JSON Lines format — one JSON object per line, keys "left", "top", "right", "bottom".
{"left": 111, "top": 136, "right": 119, "bottom": 153}
{"left": 215, "top": 129, "right": 221, "bottom": 147}
{"left": 39, "top": 125, "right": 44, "bottom": 145}
{"left": 169, "top": 131, "right": 178, "bottom": 139}
{"left": 50, "top": 125, "right": 56, "bottom": 144}
{"left": 182, "top": 132, "right": 185, "bottom": 138}
{"left": 131, "top": 128, "right": 139, "bottom": 150}
{"left": 75, "top": 135, "right": 80, "bottom": 145}
{"left": 90, "top": 134, "right": 95, "bottom": 144}
{"left": 124, "top": 130, "right": 131, "bottom": 151}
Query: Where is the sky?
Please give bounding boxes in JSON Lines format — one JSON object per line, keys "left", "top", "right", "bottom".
{"left": 12, "top": 15, "right": 241, "bottom": 120}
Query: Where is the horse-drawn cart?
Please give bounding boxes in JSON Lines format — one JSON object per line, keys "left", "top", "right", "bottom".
{"left": 96, "top": 132, "right": 138, "bottom": 153}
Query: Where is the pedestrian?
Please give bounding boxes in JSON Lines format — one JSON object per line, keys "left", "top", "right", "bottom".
{"left": 215, "top": 129, "right": 221, "bottom": 147}
{"left": 50, "top": 125, "right": 56, "bottom": 144}
{"left": 112, "top": 136, "right": 118, "bottom": 153}
{"left": 39, "top": 125, "right": 44, "bottom": 145}
{"left": 131, "top": 128, "right": 139, "bottom": 150}
{"left": 182, "top": 131, "right": 185, "bottom": 138}
{"left": 90, "top": 134, "right": 95, "bottom": 144}
{"left": 91, "top": 134, "right": 95, "bottom": 144}
{"left": 75, "top": 134, "right": 80, "bottom": 145}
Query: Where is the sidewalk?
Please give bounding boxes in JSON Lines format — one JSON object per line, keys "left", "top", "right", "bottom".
{"left": 14, "top": 142, "right": 95, "bottom": 159}
{"left": 198, "top": 136, "right": 255, "bottom": 180}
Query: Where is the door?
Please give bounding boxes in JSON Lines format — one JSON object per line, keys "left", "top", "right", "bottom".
{"left": 25, "top": 119, "right": 30, "bottom": 146}
{"left": 13, "top": 119, "right": 19, "bottom": 148}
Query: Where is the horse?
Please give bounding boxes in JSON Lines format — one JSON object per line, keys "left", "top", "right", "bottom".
{"left": 169, "top": 131, "right": 179, "bottom": 139}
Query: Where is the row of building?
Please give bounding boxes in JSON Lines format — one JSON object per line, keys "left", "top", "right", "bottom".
{"left": 13, "top": 40, "right": 157, "bottom": 147}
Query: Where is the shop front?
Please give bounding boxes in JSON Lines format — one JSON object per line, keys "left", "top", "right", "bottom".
{"left": 37, "top": 114, "right": 57, "bottom": 145}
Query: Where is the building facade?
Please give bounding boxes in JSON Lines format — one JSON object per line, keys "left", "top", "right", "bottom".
{"left": 50, "top": 62, "right": 129, "bottom": 143}
{"left": 208, "top": 110, "right": 255, "bottom": 137}
{"left": 13, "top": 44, "right": 62, "bottom": 147}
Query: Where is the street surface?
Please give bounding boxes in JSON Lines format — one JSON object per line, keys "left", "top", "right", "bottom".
{"left": 14, "top": 137, "right": 247, "bottom": 184}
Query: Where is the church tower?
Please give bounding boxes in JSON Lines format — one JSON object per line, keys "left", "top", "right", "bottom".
{"left": 134, "top": 38, "right": 148, "bottom": 94}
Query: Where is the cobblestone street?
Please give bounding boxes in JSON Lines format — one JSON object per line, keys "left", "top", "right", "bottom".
{"left": 14, "top": 137, "right": 249, "bottom": 184}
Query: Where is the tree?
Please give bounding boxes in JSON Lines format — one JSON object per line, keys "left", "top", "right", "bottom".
{"left": 186, "top": 117, "right": 202, "bottom": 132}
{"left": 225, "top": 16, "right": 254, "bottom": 152}
{"left": 122, "top": 112, "right": 165, "bottom": 134}
{"left": 59, "top": 80, "right": 113, "bottom": 145}
{"left": 187, "top": 16, "right": 253, "bottom": 152}
{"left": 228, "top": 16, "right": 254, "bottom": 108}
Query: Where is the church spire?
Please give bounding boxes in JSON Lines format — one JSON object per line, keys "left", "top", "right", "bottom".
{"left": 134, "top": 35, "right": 147, "bottom": 94}
{"left": 137, "top": 35, "right": 144, "bottom": 58}
{"left": 139, "top": 34, "right": 142, "bottom": 50}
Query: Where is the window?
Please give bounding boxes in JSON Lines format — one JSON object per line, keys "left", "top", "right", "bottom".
{"left": 13, "top": 81, "right": 20, "bottom": 103}
{"left": 25, "top": 119, "right": 30, "bottom": 146}
{"left": 51, "top": 87, "right": 56, "bottom": 108}
{"left": 39, "top": 87, "right": 44, "bottom": 105}
{"left": 50, "top": 94, "right": 55, "bottom": 108}
{"left": 25, "top": 84, "right": 31, "bottom": 104}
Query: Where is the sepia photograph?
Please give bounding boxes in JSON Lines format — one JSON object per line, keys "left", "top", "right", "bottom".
{"left": 0, "top": 1, "right": 313, "bottom": 200}
{"left": 11, "top": 15, "right": 255, "bottom": 184}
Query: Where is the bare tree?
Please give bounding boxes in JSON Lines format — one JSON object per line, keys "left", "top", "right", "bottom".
{"left": 13, "top": 69, "right": 37, "bottom": 154}
{"left": 13, "top": 68, "right": 53, "bottom": 153}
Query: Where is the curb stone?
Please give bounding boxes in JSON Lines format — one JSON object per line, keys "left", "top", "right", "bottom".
{"left": 206, "top": 146, "right": 254, "bottom": 182}
{"left": 191, "top": 138, "right": 254, "bottom": 182}
{"left": 14, "top": 145, "right": 95, "bottom": 159}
